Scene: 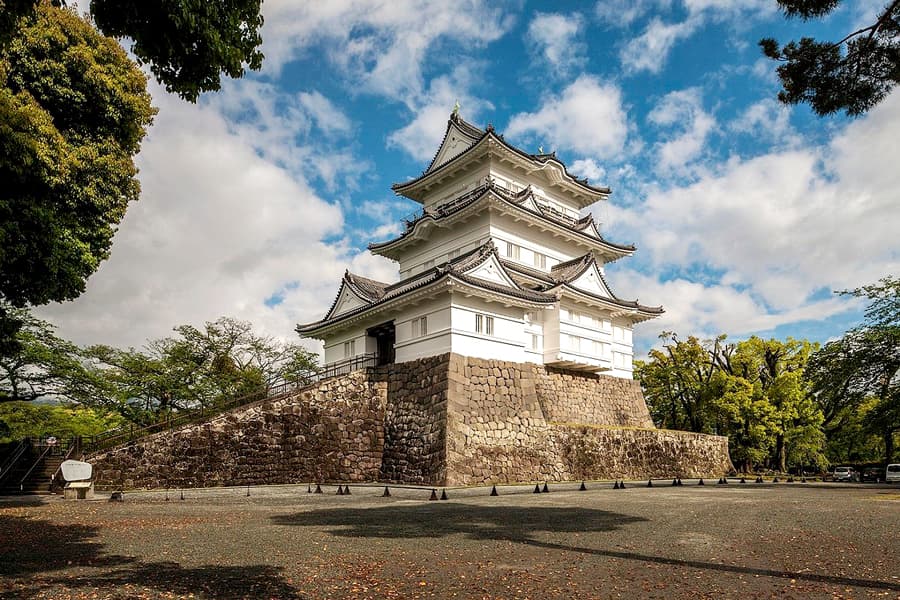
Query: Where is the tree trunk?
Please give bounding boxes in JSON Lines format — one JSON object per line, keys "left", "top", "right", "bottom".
{"left": 775, "top": 433, "right": 787, "bottom": 472}
{"left": 885, "top": 429, "right": 896, "bottom": 464}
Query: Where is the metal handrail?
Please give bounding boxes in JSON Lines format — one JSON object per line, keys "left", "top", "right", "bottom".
{"left": 18, "top": 444, "right": 50, "bottom": 491}
{"left": 0, "top": 439, "right": 29, "bottom": 485}
{"left": 84, "top": 356, "right": 380, "bottom": 455}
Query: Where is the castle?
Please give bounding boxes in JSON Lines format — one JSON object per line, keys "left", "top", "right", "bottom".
{"left": 298, "top": 112, "right": 662, "bottom": 377}
{"left": 87, "top": 113, "right": 732, "bottom": 489}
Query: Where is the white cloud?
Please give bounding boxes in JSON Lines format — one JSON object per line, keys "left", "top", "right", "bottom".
{"left": 730, "top": 98, "right": 797, "bottom": 145}
{"left": 569, "top": 158, "right": 606, "bottom": 182}
{"left": 207, "top": 80, "right": 364, "bottom": 191}
{"left": 260, "top": 0, "right": 514, "bottom": 106}
{"left": 387, "top": 67, "right": 494, "bottom": 162}
{"left": 647, "top": 88, "right": 716, "bottom": 173}
{"left": 506, "top": 75, "right": 630, "bottom": 158}
{"left": 35, "top": 85, "right": 390, "bottom": 351}
{"left": 595, "top": 0, "right": 670, "bottom": 27}
{"left": 615, "top": 91, "right": 900, "bottom": 342}
{"left": 619, "top": 1, "right": 776, "bottom": 74}
{"left": 526, "top": 12, "right": 586, "bottom": 76}
{"left": 621, "top": 16, "right": 701, "bottom": 74}
{"left": 297, "top": 91, "right": 353, "bottom": 135}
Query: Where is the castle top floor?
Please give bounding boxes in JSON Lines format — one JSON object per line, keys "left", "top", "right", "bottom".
{"left": 392, "top": 113, "right": 610, "bottom": 217}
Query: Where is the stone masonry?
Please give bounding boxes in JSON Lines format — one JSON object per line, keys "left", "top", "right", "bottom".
{"left": 88, "top": 353, "right": 732, "bottom": 488}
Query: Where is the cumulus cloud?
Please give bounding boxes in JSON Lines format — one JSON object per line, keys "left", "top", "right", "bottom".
{"left": 621, "top": 16, "right": 701, "bottom": 74}
{"left": 595, "top": 0, "right": 670, "bottom": 27}
{"left": 525, "top": 12, "right": 586, "bottom": 76}
{"left": 36, "top": 85, "right": 394, "bottom": 350}
{"left": 260, "top": 0, "right": 513, "bottom": 106}
{"left": 613, "top": 92, "right": 900, "bottom": 344}
{"left": 619, "top": 1, "right": 776, "bottom": 74}
{"left": 569, "top": 159, "right": 607, "bottom": 182}
{"left": 647, "top": 88, "right": 716, "bottom": 174}
{"left": 730, "top": 98, "right": 797, "bottom": 146}
{"left": 387, "top": 66, "right": 495, "bottom": 162}
{"left": 505, "top": 75, "right": 630, "bottom": 158}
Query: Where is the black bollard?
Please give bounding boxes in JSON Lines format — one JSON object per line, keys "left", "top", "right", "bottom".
{"left": 614, "top": 480, "right": 620, "bottom": 489}
{"left": 787, "top": 476, "right": 794, "bottom": 483}
{"left": 344, "top": 485, "right": 351, "bottom": 495}
{"left": 740, "top": 477, "right": 746, "bottom": 484}
{"left": 307, "top": 484, "right": 312, "bottom": 494}
{"left": 336, "top": 485, "right": 344, "bottom": 496}
{"left": 542, "top": 483, "right": 549, "bottom": 493}
{"left": 717, "top": 478, "right": 724, "bottom": 485}
{"left": 534, "top": 484, "right": 542, "bottom": 494}
{"left": 490, "top": 485, "right": 499, "bottom": 496}
{"left": 383, "top": 486, "right": 391, "bottom": 497}
{"left": 698, "top": 478, "right": 705, "bottom": 486}
{"left": 429, "top": 489, "right": 438, "bottom": 501}
{"left": 801, "top": 477, "right": 807, "bottom": 483}
{"left": 678, "top": 478, "right": 684, "bottom": 486}
{"left": 246, "top": 485, "right": 251, "bottom": 497}
{"left": 579, "top": 481, "right": 587, "bottom": 491}
{"left": 315, "top": 484, "right": 323, "bottom": 494}
{"left": 165, "top": 488, "right": 169, "bottom": 501}
{"left": 756, "top": 476, "right": 763, "bottom": 484}
{"left": 620, "top": 480, "right": 626, "bottom": 489}
{"left": 647, "top": 479, "right": 653, "bottom": 487}
{"left": 773, "top": 477, "right": 779, "bottom": 483}
{"left": 672, "top": 478, "right": 678, "bottom": 486}
{"left": 440, "top": 489, "right": 448, "bottom": 500}
{"left": 723, "top": 477, "right": 729, "bottom": 484}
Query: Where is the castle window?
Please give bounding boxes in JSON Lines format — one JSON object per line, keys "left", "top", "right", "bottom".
{"left": 505, "top": 242, "right": 520, "bottom": 260}
{"left": 531, "top": 333, "right": 540, "bottom": 351}
{"left": 343, "top": 340, "right": 355, "bottom": 358}
{"left": 412, "top": 316, "right": 428, "bottom": 338}
{"left": 533, "top": 252, "right": 546, "bottom": 269}
{"left": 475, "top": 314, "right": 494, "bottom": 335}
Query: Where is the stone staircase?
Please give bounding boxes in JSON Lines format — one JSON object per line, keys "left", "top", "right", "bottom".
{"left": 0, "top": 444, "right": 69, "bottom": 495}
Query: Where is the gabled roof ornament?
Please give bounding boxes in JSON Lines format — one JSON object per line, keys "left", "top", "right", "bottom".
{"left": 452, "top": 99, "right": 460, "bottom": 119}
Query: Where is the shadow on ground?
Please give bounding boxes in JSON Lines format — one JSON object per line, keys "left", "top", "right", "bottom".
{"left": 0, "top": 515, "right": 302, "bottom": 599}
{"left": 271, "top": 502, "right": 647, "bottom": 540}
{"left": 273, "top": 501, "right": 900, "bottom": 593}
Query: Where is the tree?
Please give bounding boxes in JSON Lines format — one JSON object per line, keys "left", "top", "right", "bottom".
{"left": 759, "top": 0, "right": 900, "bottom": 116}
{"left": 0, "top": 4, "right": 155, "bottom": 313}
{"left": 87, "top": 317, "right": 319, "bottom": 423}
{"left": 0, "top": 0, "right": 264, "bottom": 353}
{"left": 0, "top": 401, "right": 124, "bottom": 443}
{"left": 0, "top": 304, "right": 104, "bottom": 404}
{"left": 0, "top": 0, "right": 264, "bottom": 102}
{"left": 806, "top": 276, "right": 900, "bottom": 463}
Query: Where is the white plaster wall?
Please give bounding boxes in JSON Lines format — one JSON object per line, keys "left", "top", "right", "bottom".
{"left": 447, "top": 294, "right": 529, "bottom": 363}
{"left": 489, "top": 215, "right": 608, "bottom": 271}
{"left": 323, "top": 328, "right": 369, "bottom": 364}
{"left": 393, "top": 296, "right": 453, "bottom": 363}
{"left": 420, "top": 167, "right": 490, "bottom": 211}
{"left": 396, "top": 214, "right": 491, "bottom": 276}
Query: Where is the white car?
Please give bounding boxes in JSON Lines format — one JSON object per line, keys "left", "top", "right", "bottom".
{"left": 832, "top": 466, "right": 857, "bottom": 482}
{"left": 886, "top": 464, "right": 900, "bottom": 484}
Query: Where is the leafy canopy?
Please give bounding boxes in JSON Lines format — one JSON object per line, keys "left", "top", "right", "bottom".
{"left": 760, "top": 0, "right": 900, "bottom": 116}
{"left": 0, "top": 4, "right": 155, "bottom": 309}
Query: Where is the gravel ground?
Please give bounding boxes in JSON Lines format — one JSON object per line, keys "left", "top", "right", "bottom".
{"left": 1, "top": 480, "right": 898, "bottom": 599}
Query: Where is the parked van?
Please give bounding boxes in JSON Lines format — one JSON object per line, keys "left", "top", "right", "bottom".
{"left": 887, "top": 464, "right": 900, "bottom": 484}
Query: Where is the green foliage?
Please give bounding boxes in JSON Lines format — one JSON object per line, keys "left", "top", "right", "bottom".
{"left": 0, "top": 304, "right": 105, "bottom": 403}
{"left": 637, "top": 333, "right": 825, "bottom": 471}
{"left": 91, "top": 0, "right": 264, "bottom": 102}
{"left": 760, "top": 0, "right": 900, "bottom": 116}
{"left": 0, "top": 4, "right": 155, "bottom": 311}
{"left": 86, "top": 317, "right": 319, "bottom": 423}
{"left": 0, "top": 1, "right": 264, "bottom": 102}
{"left": 0, "top": 401, "right": 124, "bottom": 443}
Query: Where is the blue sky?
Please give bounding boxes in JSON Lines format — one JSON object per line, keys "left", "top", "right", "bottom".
{"left": 41, "top": 0, "right": 900, "bottom": 356}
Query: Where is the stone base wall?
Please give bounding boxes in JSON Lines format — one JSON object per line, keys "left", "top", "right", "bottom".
{"left": 89, "top": 353, "right": 732, "bottom": 489}
{"left": 89, "top": 371, "right": 388, "bottom": 489}
{"left": 380, "top": 355, "right": 449, "bottom": 484}
{"left": 443, "top": 355, "right": 731, "bottom": 485}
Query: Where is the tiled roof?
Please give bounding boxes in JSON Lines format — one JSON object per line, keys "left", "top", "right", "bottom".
{"left": 392, "top": 118, "right": 610, "bottom": 197}
{"left": 369, "top": 181, "right": 635, "bottom": 256}
{"left": 297, "top": 241, "right": 557, "bottom": 335}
